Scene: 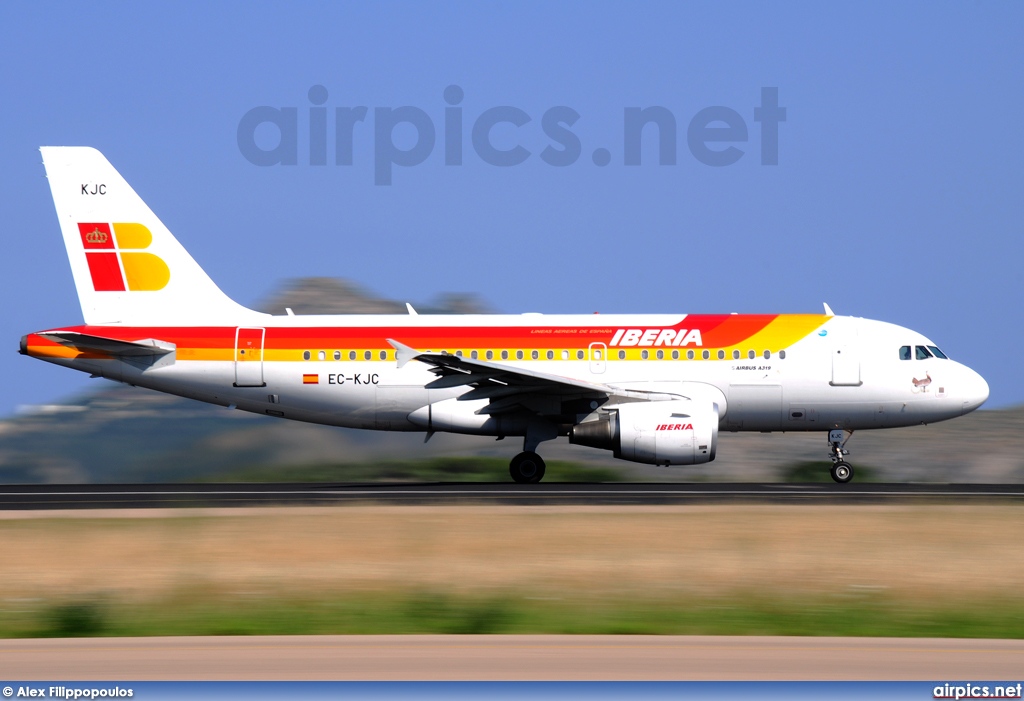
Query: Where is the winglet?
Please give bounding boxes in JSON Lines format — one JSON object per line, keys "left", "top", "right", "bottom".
{"left": 823, "top": 302, "right": 835, "bottom": 316}
{"left": 387, "top": 338, "right": 420, "bottom": 368}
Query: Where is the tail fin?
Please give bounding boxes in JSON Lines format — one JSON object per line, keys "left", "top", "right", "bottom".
{"left": 40, "top": 147, "right": 264, "bottom": 326}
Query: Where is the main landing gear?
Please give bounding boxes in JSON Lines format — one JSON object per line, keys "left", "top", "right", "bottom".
{"left": 828, "top": 429, "right": 854, "bottom": 484}
{"left": 509, "top": 423, "right": 557, "bottom": 484}
{"left": 509, "top": 451, "right": 546, "bottom": 484}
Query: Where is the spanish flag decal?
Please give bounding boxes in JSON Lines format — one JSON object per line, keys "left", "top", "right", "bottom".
{"left": 78, "top": 222, "right": 170, "bottom": 292}
{"left": 302, "top": 374, "right": 319, "bottom": 385}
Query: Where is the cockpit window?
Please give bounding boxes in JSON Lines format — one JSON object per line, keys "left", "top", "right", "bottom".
{"left": 899, "top": 345, "right": 911, "bottom": 360}
{"left": 927, "top": 345, "right": 948, "bottom": 359}
{"left": 915, "top": 345, "right": 934, "bottom": 360}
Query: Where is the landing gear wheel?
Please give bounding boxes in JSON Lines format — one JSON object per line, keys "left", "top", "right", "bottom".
{"left": 830, "top": 461, "right": 853, "bottom": 484}
{"left": 509, "top": 452, "right": 546, "bottom": 484}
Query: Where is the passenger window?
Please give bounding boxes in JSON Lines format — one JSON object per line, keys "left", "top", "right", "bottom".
{"left": 672, "top": 350, "right": 679, "bottom": 360}
{"left": 486, "top": 350, "right": 494, "bottom": 360}
{"left": 733, "top": 350, "right": 740, "bottom": 360}
{"left": 927, "top": 345, "right": 948, "bottom": 359}
{"left": 703, "top": 350, "right": 710, "bottom": 360}
{"left": 656, "top": 350, "right": 664, "bottom": 360}
{"left": 577, "top": 350, "right": 584, "bottom": 360}
{"left": 501, "top": 350, "right": 509, "bottom": 360}
{"left": 779, "top": 350, "right": 787, "bottom": 360}
{"left": 531, "top": 350, "right": 539, "bottom": 360}
{"left": 618, "top": 350, "right": 625, "bottom": 360}
{"left": 318, "top": 350, "right": 326, "bottom": 361}
{"left": 380, "top": 350, "right": 388, "bottom": 360}
{"left": 747, "top": 350, "right": 755, "bottom": 360}
{"left": 899, "top": 346, "right": 912, "bottom": 361}
{"left": 562, "top": 350, "right": 570, "bottom": 360}
{"left": 687, "top": 350, "right": 694, "bottom": 360}
{"left": 717, "top": 350, "right": 725, "bottom": 360}
{"left": 364, "top": 350, "right": 372, "bottom": 360}
{"left": 333, "top": 351, "right": 341, "bottom": 361}
{"left": 546, "top": 350, "right": 554, "bottom": 360}
{"left": 303, "top": 350, "right": 311, "bottom": 361}
{"left": 641, "top": 350, "right": 649, "bottom": 360}
{"left": 516, "top": 350, "right": 524, "bottom": 360}
{"left": 349, "top": 350, "right": 356, "bottom": 360}
{"left": 763, "top": 350, "right": 770, "bottom": 360}
{"left": 916, "top": 345, "right": 933, "bottom": 360}
{"left": 471, "top": 350, "right": 478, "bottom": 360}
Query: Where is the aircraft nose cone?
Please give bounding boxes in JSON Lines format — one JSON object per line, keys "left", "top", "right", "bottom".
{"left": 961, "top": 367, "right": 989, "bottom": 415}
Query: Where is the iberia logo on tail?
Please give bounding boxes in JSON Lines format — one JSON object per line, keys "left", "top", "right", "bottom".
{"left": 78, "top": 223, "right": 170, "bottom": 291}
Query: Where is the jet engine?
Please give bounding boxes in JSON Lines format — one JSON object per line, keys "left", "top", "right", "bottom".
{"left": 569, "top": 399, "right": 719, "bottom": 466}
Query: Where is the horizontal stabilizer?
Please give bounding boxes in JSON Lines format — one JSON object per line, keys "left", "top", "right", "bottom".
{"left": 37, "top": 331, "right": 175, "bottom": 357}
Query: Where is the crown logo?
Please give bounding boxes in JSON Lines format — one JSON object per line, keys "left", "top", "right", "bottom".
{"left": 85, "top": 228, "right": 108, "bottom": 244}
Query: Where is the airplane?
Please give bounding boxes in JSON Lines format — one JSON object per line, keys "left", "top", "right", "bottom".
{"left": 20, "top": 147, "right": 990, "bottom": 484}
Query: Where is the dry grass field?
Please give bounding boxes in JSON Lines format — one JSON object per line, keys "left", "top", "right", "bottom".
{"left": 0, "top": 504, "right": 1022, "bottom": 637}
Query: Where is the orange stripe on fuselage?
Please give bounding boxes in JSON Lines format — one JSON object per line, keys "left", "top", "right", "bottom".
{"left": 699, "top": 315, "right": 777, "bottom": 348}
{"left": 26, "top": 315, "right": 825, "bottom": 361}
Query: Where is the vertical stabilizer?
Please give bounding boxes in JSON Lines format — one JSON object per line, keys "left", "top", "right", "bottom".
{"left": 40, "top": 147, "right": 264, "bottom": 325}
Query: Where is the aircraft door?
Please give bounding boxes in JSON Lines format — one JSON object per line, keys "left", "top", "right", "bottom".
{"left": 589, "top": 342, "right": 607, "bottom": 374}
{"left": 831, "top": 345, "right": 862, "bottom": 386}
{"left": 234, "top": 327, "right": 266, "bottom": 387}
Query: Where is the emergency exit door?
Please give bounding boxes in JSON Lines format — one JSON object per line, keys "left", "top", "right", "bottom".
{"left": 589, "top": 342, "right": 607, "bottom": 374}
{"left": 234, "top": 327, "right": 266, "bottom": 387}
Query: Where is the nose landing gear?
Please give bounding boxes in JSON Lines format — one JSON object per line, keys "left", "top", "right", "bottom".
{"left": 828, "top": 429, "right": 854, "bottom": 483}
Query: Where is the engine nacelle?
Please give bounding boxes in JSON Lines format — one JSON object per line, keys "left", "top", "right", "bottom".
{"left": 569, "top": 399, "right": 718, "bottom": 466}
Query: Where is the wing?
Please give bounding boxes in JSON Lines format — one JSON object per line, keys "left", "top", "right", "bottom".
{"left": 387, "top": 339, "right": 682, "bottom": 422}
{"left": 388, "top": 338, "right": 609, "bottom": 419}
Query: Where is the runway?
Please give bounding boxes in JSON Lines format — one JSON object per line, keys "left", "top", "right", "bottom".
{"left": 1, "top": 635, "right": 1022, "bottom": 680}
{"left": 0, "top": 482, "right": 1022, "bottom": 509}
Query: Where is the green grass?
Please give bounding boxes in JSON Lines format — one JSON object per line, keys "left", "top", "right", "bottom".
{"left": 198, "top": 456, "right": 624, "bottom": 483}
{"left": 5, "top": 590, "right": 1023, "bottom": 639}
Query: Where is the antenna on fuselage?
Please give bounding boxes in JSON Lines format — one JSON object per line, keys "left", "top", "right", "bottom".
{"left": 823, "top": 302, "right": 835, "bottom": 316}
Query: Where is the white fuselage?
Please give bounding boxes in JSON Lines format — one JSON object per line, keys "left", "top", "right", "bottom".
{"left": 29, "top": 313, "right": 989, "bottom": 437}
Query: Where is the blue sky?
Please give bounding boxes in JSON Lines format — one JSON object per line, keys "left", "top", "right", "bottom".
{"left": 1, "top": 2, "right": 1022, "bottom": 413}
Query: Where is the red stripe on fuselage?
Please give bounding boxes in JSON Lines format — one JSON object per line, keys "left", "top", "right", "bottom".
{"left": 699, "top": 314, "right": 777, "bottom": 348}
{"left": 34, "top": 316, "right": 776, "bottom": 352}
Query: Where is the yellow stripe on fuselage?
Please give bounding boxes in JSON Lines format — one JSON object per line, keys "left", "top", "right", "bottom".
{"left": 725, "top": 314, "right": 828, "bottom": 355}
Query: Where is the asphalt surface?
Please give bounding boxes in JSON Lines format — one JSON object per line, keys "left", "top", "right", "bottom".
{"left": 1, "top": 635, "right": 1021, "bottom": 680}
{"left": 0, "top": 482, "right": 1022, "bottom": 509}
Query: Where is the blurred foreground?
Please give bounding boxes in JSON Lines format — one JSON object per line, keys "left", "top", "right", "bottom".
{"left": 0, "top": 505, "right": 1022, "bottom": 638}
{"left": 2, "top": 381, "right": 1021, "bottom": 484}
